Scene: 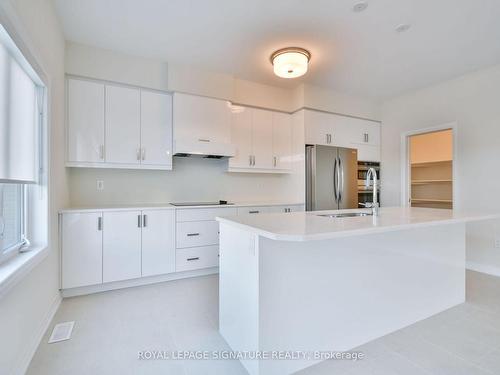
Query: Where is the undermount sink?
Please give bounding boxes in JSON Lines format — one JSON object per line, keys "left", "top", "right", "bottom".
{"left": 318, "top": 211, "right": 373, "bottom": 218}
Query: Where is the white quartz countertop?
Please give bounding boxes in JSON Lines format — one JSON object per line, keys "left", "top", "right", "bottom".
{"left": 59, "top": 201, "right": 305, "bottom": 213}
{"left": 216, "top": 207, "right": 500, "bottom": 242}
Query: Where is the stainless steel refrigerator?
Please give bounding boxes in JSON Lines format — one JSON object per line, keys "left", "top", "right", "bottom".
{"left": 306, "top": 145, "right": 358, "bottom": 211}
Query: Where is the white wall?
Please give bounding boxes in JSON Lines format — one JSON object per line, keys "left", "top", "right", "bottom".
{"left": 381, "top": 64, "right": 500, "bottom": 276}
{"left": 0, "top": 0, "right": 67, "bottom": 374}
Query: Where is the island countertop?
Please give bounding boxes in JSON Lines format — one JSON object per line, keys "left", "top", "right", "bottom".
{"left": 216, "top": 207, "right": 500, "bottom": 242}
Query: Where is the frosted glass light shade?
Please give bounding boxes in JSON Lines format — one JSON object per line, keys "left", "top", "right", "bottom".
{"left": 271, "top": 48, "right": 310, "bottom": 79}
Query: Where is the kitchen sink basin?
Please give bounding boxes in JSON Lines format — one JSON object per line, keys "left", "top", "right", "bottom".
{"left": 318, "top": 211, "right": 373, "bottom": 218}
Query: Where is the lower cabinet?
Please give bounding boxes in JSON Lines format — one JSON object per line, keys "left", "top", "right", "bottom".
{"left": 61, "top": 212, "right": 103, "bottom": 289}
{"left": 176, "top": 245, "right": 219, "bottom": 272}
{"left": 61, "top": 204, "right": 304, "bottom": 290}
{"left": 103, "top": 211, "right": 142, "bottom": 283}
{"left": 141, "top": 209, "right": 176, "bottom": 277}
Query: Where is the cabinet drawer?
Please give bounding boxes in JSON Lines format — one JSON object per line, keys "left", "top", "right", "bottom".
{"left": 176, "top": 221, "right": 220, "bottom": 248}
{"left": 176, "top": 245, "right": 219, "bottom": 272}
{"left": 176, "top": 207, "right": 238, "bottom": 222}
{"left": 237, "top": 206, "right": 270, "bottom": 215}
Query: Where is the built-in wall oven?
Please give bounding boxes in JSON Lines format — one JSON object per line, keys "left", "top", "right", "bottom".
{"left": 358, "top": 161, "right": 380, "bottom": 207}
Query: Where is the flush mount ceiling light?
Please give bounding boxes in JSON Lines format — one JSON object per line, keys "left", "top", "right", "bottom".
{"left": 270, "top": 47, "right": 311, "bottom": 79}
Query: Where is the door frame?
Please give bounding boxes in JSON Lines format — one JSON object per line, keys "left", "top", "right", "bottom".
{"left": 400, "top": 122, "right": 458, "bottom": 208}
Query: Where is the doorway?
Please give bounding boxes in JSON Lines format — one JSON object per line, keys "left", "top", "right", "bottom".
{"left": 402, "top": 125, "right": 455, "bottom": 209}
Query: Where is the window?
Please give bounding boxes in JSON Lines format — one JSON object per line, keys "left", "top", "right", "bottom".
{"left": 0, "top": 184, "right": 23, "bottom": 252}
{"left": 0, "top": 23, "right": 45, "bottom": 263}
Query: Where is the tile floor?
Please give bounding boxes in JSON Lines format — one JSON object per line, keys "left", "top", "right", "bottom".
{"left": 27, "top": 270, "right": 500, "bottom": 375}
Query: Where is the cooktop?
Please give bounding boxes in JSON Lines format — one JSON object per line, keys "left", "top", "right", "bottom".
{"left": 170, "top": 200, "right": 233, "bottom": 206}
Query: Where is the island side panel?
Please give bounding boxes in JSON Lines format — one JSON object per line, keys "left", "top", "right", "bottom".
{"left": 218, "top": 223, "right": 260, "bottom": 375}
{"left": 258, "top": 223, "right": 466, "bottom": 375}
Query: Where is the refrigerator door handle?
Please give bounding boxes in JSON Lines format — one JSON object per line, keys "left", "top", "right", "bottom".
{"left": 338, "top": 156, "right": 344, "bottom": 202}
{"left": 333, "top": 157, "right": 338, "bottom": 203}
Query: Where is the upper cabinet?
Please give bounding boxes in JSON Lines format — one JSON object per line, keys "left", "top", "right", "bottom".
{"left": 228, "top": 106, "right": 292, "bottom": 173}
{"left": 105, "top": 85, "right": 141, "bottom": 165}
{"left": 66, "top": 77, "right": 173, "bottom": 170}
{"left": 303, "top": 109, "right": 380, "bottom": 162}
{"left": 173, "top": 93, "right": 235, "bottom": 156}
{"left": 67, "top": 79, "right": 105, "bottom": 163}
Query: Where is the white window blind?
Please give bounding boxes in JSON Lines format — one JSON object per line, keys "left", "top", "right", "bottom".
{"left": 0, "top": 28, "right": 38, "bottom": 184}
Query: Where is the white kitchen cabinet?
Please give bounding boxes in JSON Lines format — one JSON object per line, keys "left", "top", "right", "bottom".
{"left": 303, "top": 109, "right": 381, "bottom": 162}
{"left": 229, "top": 106, "right": 292, "bottom": 172}
{"left": 173, "top": 92, "right": 231, "bottom": 144}
{"left": 141, "top": 209, "right": 175, "bottom": 277}
{"left": 67, "top": 79, "right": 105, "bottom": 163}
{"left": 105, "top": 85, "right": 141, "bottom": 165}
{"left": 272, "top": 112, "right": 292, "bottom": 170}
{"left": 176, "top": 221, "right": 220, "bottom": 248}
{"left": 229, "top": 106, "right": 253, "bottom": 168}
{"left": 304, "top": 110, "right": 350, "bottom": 147}
{"left": 237, "top": 206, "right": 270, "bottom": 215}
{"left": 61, "top": 212, "right": 103, "bottom": 289}
{"left": 252, "top": 109, "right": 274, "bottom": 169}
{"left": 266, "top": 204, "right": 305, "bottom": 213}
{"left": 66, "top": 77, "right": 173, "bottom": 170}
{"left": 176, "top": 245, "right": 219, "bottom": 272}
{"left": 103, "top": 211, "right": 142, "bottom": 283}
{"left": 140, "top": 91, "right": 173, "bottom": 168}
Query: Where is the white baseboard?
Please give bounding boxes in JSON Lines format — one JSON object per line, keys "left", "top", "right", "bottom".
{"left": 61, "top": 267, "right": 219, "bottom": 298}
{"left": 13, "top": 292, "right": 62, "bottom": 375}
{"left": 466, "top": 261, "right": 500, "bottom": 277}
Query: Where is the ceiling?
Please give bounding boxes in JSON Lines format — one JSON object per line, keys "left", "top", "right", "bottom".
{"left": 52, "top": 0, "right": 500, "bottom": 100}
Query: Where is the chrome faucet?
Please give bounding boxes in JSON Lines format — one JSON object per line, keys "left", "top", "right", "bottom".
{"left": 363, "top": 167, "right": 379, "bottom": 216}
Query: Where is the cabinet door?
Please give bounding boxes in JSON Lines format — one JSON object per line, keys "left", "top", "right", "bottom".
{"left": 141, "top": 209, "right": 175, "bottom": 277}
{"left": 103, "top": 211, "right": 142, "bottom": 283}
{"left": 304, "top": 110, "right": 332, "bottom": 146}
{"left": 348, "top": 118, "right": 381, "bottom": 146}
{"left": 229, "top": 106, "right": 253, "bottom": 169}
{"left": 173, "top": 93, "right": 231, "bottom": 143}
{"left": 61, "top": 212, "right": 103, "bottom": 289}
{"left": 67, "top": 79, "right": 105, "bottom": 163}
{"left": 272, "top": 112, "right": 292, "bottom": 170}
{"left": 140, "top": 90, "right": 173, "bottom": 167}
{"left": 105, "top": 85, "right": 141, "bottom": 164}
{"left": 252, "top": 109, "right": 273, "bottom": 169}
{"left": 357, "top": 144, "right": 381, "bottom": 162}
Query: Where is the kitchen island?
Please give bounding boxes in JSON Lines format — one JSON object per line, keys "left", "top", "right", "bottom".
{"left": 216, "top": 207, "right": 499, "bottom": 375}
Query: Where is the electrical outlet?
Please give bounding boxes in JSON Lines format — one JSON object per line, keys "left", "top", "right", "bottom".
{"left": 494, "top": 238, "right": 500, "bottom": 249}
{"left": 96, "top": 180, "right": 104, "bottom": 191}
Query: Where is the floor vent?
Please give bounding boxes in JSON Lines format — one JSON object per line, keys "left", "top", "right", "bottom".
{"left": 48, "top": 321, "right": 75, "bottom": 344}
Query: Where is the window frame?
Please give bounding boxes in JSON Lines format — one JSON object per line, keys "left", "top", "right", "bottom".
{"left": 0, "top": 184, "right": 27, "bottom": 260}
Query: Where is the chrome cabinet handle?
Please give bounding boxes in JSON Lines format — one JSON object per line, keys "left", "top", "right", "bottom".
{"left": 249, "top": 210, "right": 259, "bottom": 214}
{"left": 136, "top": 148, "right": 141, "bottom": 161}
{"left": 99, "top": 145, "right": 105, "bottom": 160}
{"left": 97, "top": 216, "right": 102, "bottom": 231}
{"left": 141, "top": 148, "right": 146, "bottom": 161}
{"left": 273, "top": 156, "right": 277, "bottom": 167}
{"left": 364, "top": 133, "right": 369, "bottom": 143}
{"left": 187, "top": 257, "right": 200, "bottom": 261}
{"left": 143, "top": 214, "right": 147, "bottom": 227}
{"left": 198, "top": 139, "right": 210, "bottom": 142}
{"left": 137, "top": 215, "right": 142, "bottom": 228}
{"left": 326, "top": 134, "right": 329, "bottom": 144}
{"left": 249, "top": 155, "right": 252, "bottom": 166}
{"left": 187, "top": 233, "right": 200, "bottom": 237}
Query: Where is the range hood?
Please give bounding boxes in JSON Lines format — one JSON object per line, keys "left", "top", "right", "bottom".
{"left": 173, "top": 139, "right": 236, "bottom": 159}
